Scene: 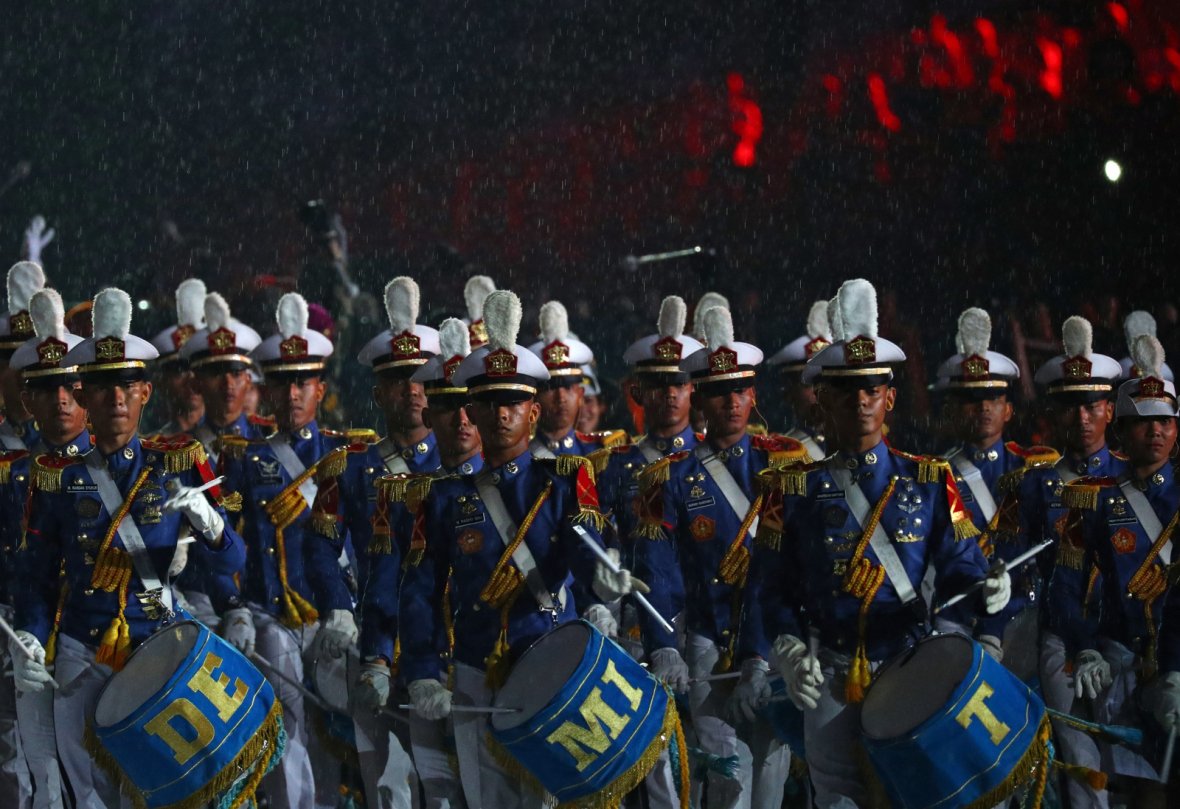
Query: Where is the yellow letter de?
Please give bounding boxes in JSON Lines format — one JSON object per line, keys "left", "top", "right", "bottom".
{"left": 144, "top": 698, "right": 215, "bottom": 765}
{"left": 187, "top": 652, "right": 248, "bottom": 723}
{"left": 955, "top": 682, "right": 1011, "bottom": 745}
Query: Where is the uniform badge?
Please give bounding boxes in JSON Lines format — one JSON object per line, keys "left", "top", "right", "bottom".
{"left": 76, "top": 497, "right": 102, "bottom": 519}
{"left": 1111, "top": 528, "right": 1137, "bottom": 555}
{"left": 1112, "top": 498, "right": 1128, "bottom": 518}
{"left": 457, "top": 529, "right": 484, "bottom": 555}
{"left": 140, "top": 505, "right": 162, "bottom": 525}
{"left": 256, "top": 458, "right": 282, "bottom": 483}
{"left": 689, "top": 485, "right": 706, "bottom": 499}
{"left": 140, "top": 488, "right": 163, "bottom": 505}
{"left": 895, "top": 479, "right": 922, "bottom": 514}
{"left": 689, "top": 515, "right": 715, "bottom": 542}
{"left": 824, "top": 505, "right": 846, "bottom": 528}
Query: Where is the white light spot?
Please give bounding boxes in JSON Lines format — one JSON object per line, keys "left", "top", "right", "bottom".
{"left": 1104, "top": 159, "right": 1122, "bottom": 183}
{"left": 137, "top": 299, "right": 150, "bottom": 311}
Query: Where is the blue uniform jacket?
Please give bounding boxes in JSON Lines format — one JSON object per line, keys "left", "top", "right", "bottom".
{"left": 359, "top": 454, "right": 485, "bottom": 666}
{"left": 397, "top": 450, "right": 609, "bottom": 683}
{"left": 945, "top": 438, "right": 1059, "bottom": 535}
{"left": 217, "top": 421, "right": 352, "bottom": 622}
{"left": 632, "top": 433, "right": 809, "bottom": 660}
{"left": 754, "top": 440, "right": 989, "bottom": 662}
{"left": 531, "top": 427, "right": 629, "bottom": 459}
{"left": 16, "top": 436, "right": 244, "bottom": 648}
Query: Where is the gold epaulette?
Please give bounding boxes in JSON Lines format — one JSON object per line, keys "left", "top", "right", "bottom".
{"left": 141, "top": 437, "right": 208, "bottom": 473}
{"left": 319, "top": 427, "right": 345, "bottom": 438}
{"left": 248, "top": 413, "right": 277, "bottom": 429}
{"left": 314, "top": 446, "right": 350, "bottom": 482}
{"left": 753, "top": 434, "right": 811, "bottom": 468}
{"left": 637, "top": 451, "right": 690, "bottom": 492}
{"left": 1061, "top": 476, "right": 1117, "bottom": 511}
{"left": 0, "top": 449, "right": 29, "bottom": 484}
{"left": 586, "top": 446, "right": 615, "bottom": 476}
{"left": 1005, "top": 441, "right": 1061, "bottom": 466}
{"left": 405, "top": 474, "right": 438, "bottom": 513}
{"left": 888, "top": 447, "right": 949, "bottom": 484}
{"left": 536, "top": 453, "right": 596, "bottom": 482}
{"left": 757, "top": 464, "right": 813, "bottom": 496}
{"left": 346, "top": 428, "right": 379, "bottom": 444}
{"left": 996, "top": 464, "right": 1041, "bottom": 496}
{"left": 746, "top": 423, "right": 768, "bottom": 436}
{"left": 219, "top": 435, "right": 251, "bottom": 461}
{"left": 31, "top": 454, "right": 83, "bottom": 493}
{"left": 376, "top": 473, "right": 414, "bottom": 504}
{"left": 596, "top": 429, "right": 631, "bottom": 449}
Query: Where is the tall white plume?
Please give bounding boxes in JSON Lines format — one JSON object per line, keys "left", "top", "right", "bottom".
{"left": 703, "top": 306, "right": 735, "bottom": 352}
{"left": 837, "top": 279, "right": 878, "bottom": 340}
{"left": 693, "top": 291, "right": 729, "bottom": 339}
{"left": 827, "top": 296, "right": 844, "bottom": 342}
{"left": 806, "top": 300, "right": 831, "bottom": 341}
{"left": 29, "top": 289, "right": 66, "bottom": 341}
{"left": 7, "top": 262, "right": 45, "bottom": 312}
{"left": 385, "top": 277, "right": 420, "bottom": 333}
{"left": 957, "top": 308, "right": 992, "bottom": 357}
{"left": 1124, "top": 311, "right": 1157, "bottom": 354}
{"left": 1131, "top": 334, "right": 1165, "bottom": 379}
{"left": 484, "top": 290, "right": 522, "bottom": 352}
{"left": 93, "top": 288, "right": 133, "bottom": 339}
{"left": 438, "top": 317, "right": 471, "bottom": 359}
{"left": 175, "top": 278, "right": 207, "bottom": 328}
{"left": 464, "top": 275, "right": 496, "bottom": 321}
{"left": 657, "top": 295, "right": 687, "bottom": 338}
{"left": 539, "top": 301, "right": 570, "bottom": 343}
{"left": 277, "top": 293, "right": 309, "bottom": 340}
{"left": 204, "top": 293, "right": 232, "bottom": 332}
{"left": 1062, "top": 316, "right": 1092, "bottom": 358}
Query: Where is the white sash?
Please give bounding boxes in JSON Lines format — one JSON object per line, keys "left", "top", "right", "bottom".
{"left": 375, "top": 438, "right": 410, "bottom": 476}
{"left": 1119, "top": 478, "right": 1173, "bottom": 566}
{"left": 636, "top": 439, "right": 663, "bottom": 464}
{"left": 826, "top": 458, "right": 918, "bottom": 605}
{"left": 193, "top": 424, "right": 218, "bottom": 465}
{"left": 948, "top": 450, "right": 998, "bottom": 524}
{"left": 693, "top": 444, "right": 759, "bottom": 540}
{"left": 787, "top": 428, "right": 823, "bottom": 462}
{"left": 0, "top": 420, "right": 26, "bottom": 451}
{"left": 266, "top": 434, "right": 318, "bottom": 511}
{"left": 528, "top": 437, "right": 556, "bottom": 460}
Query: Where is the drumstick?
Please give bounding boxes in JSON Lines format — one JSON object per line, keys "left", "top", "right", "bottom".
{"left": 690, "top": 672, "right": 741, "bottom": 684}
{"left": 571, "top": 524, "right": 676, "bottom": 636}
{"left": 1162, "top": 725, "right": 1177, "bottom": 784}
{"left": 395, "top": 704, "right": 520, "bottom": 715}
{"left": 933, "top": 539, "right": 1053, "bottom": 614}
{"left": 249, "top": 652, "right": 334, "bottom": 713}
{"left": 0, "top": 610, "right": 58, "bottom": 690}
{"left": 165, "top": 476, "right": 225, "bottom": 498}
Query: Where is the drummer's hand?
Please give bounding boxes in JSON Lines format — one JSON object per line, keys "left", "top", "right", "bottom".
{"left": 1155, "top": 672, "right": 1180, "bottom": 731}
{"left": 592, "top": 548, "right": 650, "bottom": 602}
{"left": 10, "top": 631, "right": 53, "bottom": 694}
{"left": 24, "top": 216, "right": 54, "bottom": 264}
{"left": 983, "top": 569, "right": 1011, "bottom": 614}
{"left": 583, "top": 604, "right": 618, "bottom": 639}
{"left": 772, "top": 634, "right": 823, "bottom": 711}
{"left": 649, "top": 647, "right": 690, "bottom": 693}
{"left": 163, "top": 485, "right": 225, "bottom": 547}
{"left": 1073, "top": 649, "right": 1112, "bottom": 700}
{"left": 408, "top": 679, "right": 452, "bottom": 720}
{"left": 356, "top": 660, "right": 391, "bottom": 710}
{"left": 317, "top": 609, "right": 358, "bottom": 659}
{"left": 728, "top": 657, "right": 772, "bottom": 723}
{"left": 222, "top": 607, "right": 256, "bottom": 656}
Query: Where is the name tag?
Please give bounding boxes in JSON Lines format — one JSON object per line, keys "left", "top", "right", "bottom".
{"left": 455, "top": 513, "right": 486, "bottom": 528}
{"left": 686, "top": 496, "right": 715, "bottom": 511}
{"left": 66, "top": 480, "right": 98, "bottom": 493}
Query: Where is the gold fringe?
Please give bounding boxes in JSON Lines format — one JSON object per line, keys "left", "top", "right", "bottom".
{"left": 216, "top": 491, "right": 242, "bottom": 513}
{"left": 555, "top": 454, "right": 594, "bottom": 482}
{"left": 485, "top": 697, "right": 681, "bottom": 809}
{"left": 586, "top": 447, "right": 614, "bottom": 476}
{"left": 634, "top": 521, "right": 666, "bottom": 541}
{"left": 1056, "top": 543, "right": 1085, "bottom": 571}
{"left": 759, "top": 467, "right": 808, "bottom": 496}
{"left": 85, "top": 696, "right": 285, "bottom": 809}
{"left": 141, "top": 438, "right": 207, "bottom": 474}
{"left": 1061, "top": 483, "right": 1101, "bottom": 510}
{"left": 310, "top": 511, "right": 338, "bottom": 539}
{"left": 315, "top": 446, "right": 350, "bottom": 482}
{"left": 637, "top": 456, "right": 672, "bottom": 491}
{"left": 91, "top": 467, "right": 154, "bottom": 590}
{"left": 376, "top": 474, "right": 412, "bottom": 504}
{"left": 953, "top": 517, "right": 981, "bottom": 541}
{"left": 767, "top": 445, "right": 809, "bottom": 470}
{"left": 31, "top": 458, "right": 67, "bottom": 492}
{"left": 755, "top": 527, "right": 782, "bottom": 552}
{"left": 672, "top": 706, "right": 690, "bottom": 809}
{"left": 219, "top": 437, "right": 249, "bottom": 461}
{"left": 961, "top": 716, "right": 1051, "bottom": 809}
{"left": 996, "top": 469, "right": 1026, "bottom": 496}
{"left": 572, "top": 507, "right": 607, "bottom": 533}
{"left": 599, "top": 429, "right": 631, "bottom": 449}
{"left": 0, "top": 457, "right": 13, "bottom": 483}
{"left": 346, "top": 428, "right": 378, "bottom": 444}
{"left": 369, "top": 529, "right": 392, "bottom": 556}
{"left": 483, "top": 610, "right": 515, "bottom": 690}
{"left": 406, "top": 475, "right": 437, "bottom": 514}
{"left": 45, "top": 574, "right": 68, "bottom": 666}
{"left": 917, "top": 458, "right": 948, "bottom": 484}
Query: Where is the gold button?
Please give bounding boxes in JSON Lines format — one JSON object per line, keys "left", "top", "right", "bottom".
{"left": 89, "top": 627, "right": 100, "bottom": 637}
{"left": 267, "top": 548, "right": 275, "bottom": 555}
{"left": 14, "top": 475, "right": 24, "bottom": 483}
{"left": 84, "top": 588, "right": 95, "bottom": 596}
{"left": 122, "top": 447, "right": 135, "bottom": 460}
{"left": 259, "top": 499, "right": 268, "bottom": 506}
{"left": 272, "top": 597, "right": 281, "bottom": 605}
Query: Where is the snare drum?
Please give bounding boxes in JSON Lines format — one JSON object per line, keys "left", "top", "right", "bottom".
{"left": 491, "top": 620, "right": 685, "bottom": 807}
{"left": 860, "top": 633, "right": 1049, "bottom": 809}
{"left": 91, "top": 621, "right": 285, "bottom": 809}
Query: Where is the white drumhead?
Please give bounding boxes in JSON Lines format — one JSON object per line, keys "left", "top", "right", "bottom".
{"left": 492, "top": 622, "right": 590, "bottom": 731}
{"left": 860, "top": 634, "right": 974, "bottom": 740}
{"left": 94, "top": 623, "right": 202, "bottom": 727}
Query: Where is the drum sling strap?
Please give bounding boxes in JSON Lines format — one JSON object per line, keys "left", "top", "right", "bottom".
{"left": 376, "top": 438, "right": 411, "bottom": 476}
{"left": 528, "top": 438, "right": 556, "bottom": 461}
{"left": 474, "top": 471, "right": 562, "bottom": 687}
{"left": 193, "top": 423, "right": 219, "bottom": 466}
{"left": 86, "top": 451, "right": 171, "bottom": 670}
{"left": 694, "top": 445, "right": 763, "bottom": 670}
{"left": 262, "top": 434, "right": 322, "bottom": 627}
{"left": 636, "top": 440, "right": 663, "bottom": 464}
{"left": 949, "top": 451, "right": 998, "bottom": 526}
{"left": 0, "top": 420, "right": 27, "bottom": 451}
{"left": 1119, "top": 476, "right": 1179, "bottom": 676}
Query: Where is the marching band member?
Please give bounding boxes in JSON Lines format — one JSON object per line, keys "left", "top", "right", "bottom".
{"left": 149, "top": 279, "right": 207, "bottom": 435}
{"left": 754, "top": 279, "right": 1008, "bottom": 808}
{"left": 397, "top": 289, "right": 644, "bottom": 808}
{"left": 632, "top": 304, "right": 805, "bottom": 809}
{"left": 2, "top": 288, "right": 90, "bottom": 809}
{"left": 306, "top": 276, "right": 441, "bottom": 808}
{"left": 215, "top": 292, "right": 355, "bottom": 809}
{"left": 1119, "top": 311, "right": 1174, "bottom": 382}
{"left": 11, "top": 287, "right": 244, "bottom": 809}
{"left": 0, "top": 262, "right": 48, "bottom": 451}
{"left": 527, "top": 300, "right": 628, "bottom": 457}
{"left": 766, "top": 299, "right": 832, "bottom": 459}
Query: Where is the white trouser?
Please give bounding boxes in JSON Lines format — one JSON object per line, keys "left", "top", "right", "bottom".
{"left": 351, "top": 697, "right": 419, "bottom": 808}
{"left": 1094, "top": 640, "right": 1156, "bottom": 780}
{"left": 252, "top": 608, "right": 317, "bottom": 809}
{"left": 177, "top": 590, "right": 219, "bottom": 629}
{"left": 451, "top": 662, "right": 548, "bottom": 809}
{"left": 686, "top": 632, "right": 790, "bottom": 809}
{"left": 1039, "top": 631, "right": 1108, "bottom": 809}
{"left": 0, "top": 644, "right": 31, "bottom": 809}
{"left": 407, "top": 712, "right": 465, "bottom": 808}
{"left": 16, "top": 679, "right": 63, "bottom": 808}
{"left": 52, "top": 634, "right": 130, "bottom": 809}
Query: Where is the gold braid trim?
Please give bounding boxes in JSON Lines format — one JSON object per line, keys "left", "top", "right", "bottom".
{"left": 91, "top": 467, "right": 153, "bottom": 591}
{"left": 917, "top": 458, "right": 948, "bottom": 484}
{"left": 1126, "top": 510, "right": 1180, "bottom": 677}
{"left": 1056, "top": 543, "right": 1085, "bottom": 570}
{"left": 346, "top": 428, "right": 379, "bottom": 443}
{"left": 1061, "top": 483, "right": 1101, "bottom": 511}
{"left": 31, "top": 458, "right": 70, "bottom": 493}
{"left": 0, "top": 457, "right": 13, "bottom": 484}
{"left": 217, "top": 491, "right": 243, "bottom": 513}
{"left": 85, "top": 697, "right": 285, "bottom": 809}
{"left": 962, "top": 716, "right": 1052, "bottom": 809}
{"left": 555, "top": 454, "right": 594, "bottom": 481}
{"left": 406, "top": 475, "right": 437, "bottom": 514}
{"left": 758, "top": 467, "right": 809, "bottom": 496}
{"left": 841, "top": 476, "right": 897, "bottom": 703}
{"left": 586, "top": 447, "right": 614, "bottom": 476}
{"left": 598, "top": 429, "right": 631, "bottom": 449}
{"left": 637, "top": 456, "right": 673, "bottom": 490}
{"left": 310, "top": 511, "right": 339, "bottom": 539}
{"left": 717, "top": 494, "right": 762, "bottom": 586}
{"left": 479, "top": 481, "right": 553, "bottom": 610}
{"left": 377, "top": 474, "right": 412, "bottom": 503}
{"left": 263, "top": 461, "right": 331, "bottom": 628}
{"left": 996, "top": 468, "right": 1027, "bottom": 496}
{"left": 45, "top": 570, "right": 68, "bottom": 667}
{"left": 219, "top": 436, "right": 250, "bottom": 461}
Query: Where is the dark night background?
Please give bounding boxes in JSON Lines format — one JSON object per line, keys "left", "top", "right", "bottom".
{"left": 2, "top": 0, "right": 1178, "bottom": 437}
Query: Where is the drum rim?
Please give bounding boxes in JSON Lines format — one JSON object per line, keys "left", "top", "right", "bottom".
{"left": 490, "top": 619, "right": 595, "bottom": 730}
{"left": 859, "top": 632, "right": 976, "bottom": 741}
{"left": 92, "top": 619, "right": 207, "bottom": 729}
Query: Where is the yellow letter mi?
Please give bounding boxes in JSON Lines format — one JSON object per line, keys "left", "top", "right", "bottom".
{"left": 546, "top": 660, "right": 644, "bottom": 771}
{"left": 955, "top": 682, "right": 1011, "bottom": 745}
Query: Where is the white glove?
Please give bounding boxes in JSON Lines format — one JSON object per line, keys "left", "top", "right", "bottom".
{"left": 978, "top": 635, "right": 1003, "bottom": 663}
{"left": 24, "top": 216, "right": 54, "bottom": 264}
{"left": 1073, "top": 649, "right": 1113, "bottom": 699}
{"left": 163, "top": 485, "right": 225, "bottom": 544}
{"left": 1155, "top": 672, "right": 1180, "bottom": 731}
{"left": 729, "top": 657, "right": 772, "bottom": 723}
{"left": 772, "top": 634, "right": 824, "bottom": 711}
{"left": 317, "top": 609, "right": 358, "bottom": 659}
{"left": 592, "top": 548, "right": 650, "bottom": 602}
{"left": 983, "top": 570, "right": 1011, "bottom": 614}
{"left": 221, "top": 607, "right": 256, "bottom": 655}
{"left": 408, "top": 679, "right": 453, "bottom": 720}
{"left": 356, "top": 661, "right": 391, "bottom": 711}
{"left": 649, "top": 647, "right": 690, "bottom": 693}
{"left": 10, "top": 631, "right": 53, "bottom": 694}
{"left": 583, "top": 603, "right": 618, "bottom": 639}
